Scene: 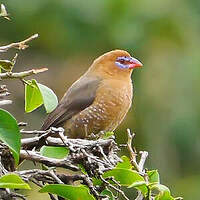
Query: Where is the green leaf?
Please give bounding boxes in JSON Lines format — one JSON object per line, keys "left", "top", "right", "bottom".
{"left": 103, "top": 168, "right": 148, "bottom": 196}
{"left": 151, "top": 183, "right": 174, "bottom": 200}
{"left": 25, "top": 80, "right": 43, "bottom": 112}
{"left": 102, "top": 132, "right": 114, "bottom": 139}
{"left": 100, "top": 189, "right": 114, "bottom": 200}
{"left": 25, "top": 79, "right": 58, "bottom": 113}
{"left": 150, "top": 183, "right": 170, "bottom": 193}
{"left": 128, "top": 181, "right": 146, "bottom": 188}
{"left": 40, "top": 146, "right": 69, "bottom": 159}
{"left": 147, "top": 170, "right": 160, "bottom": 183}
{"left": 0, "top": 174, "right": 30, "bottom": 189}
{"left": 0, "top": 60, "right": 13, "bottom": 72}
{"left": 39, "top": 184, "right": 95, "bottom": 200}
{"left": 155, "top": 192, "right": 174, "bottom": 200}
{"left": 37, "top": 83, "right": 58, "bottom": 113}
{"left": 0, "top": 109, "right": 21, "bottom": 164}
{"left": 103, "top": 168, "right": 144, "bottom": 186}
{"left": 128, "top": 181, "right": 148, "bottom": 196}
{"left": 116, "top": 156, "right": 132, "bottom": 169}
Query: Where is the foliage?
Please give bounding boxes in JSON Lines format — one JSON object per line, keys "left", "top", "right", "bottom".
{"left": 40, "top": 185, "right": 95, "bottom": 200}
{"left": 0, "top": 174, "right": 30, "bottom": 189}
{"left": 25, "top": 79, "right": 58, "bottom": 113}
{"left": 40, "top": 146, "right": 69, "bottom": 159}
{"left": 0, "top": 109, "right": 20, "bottom": 164}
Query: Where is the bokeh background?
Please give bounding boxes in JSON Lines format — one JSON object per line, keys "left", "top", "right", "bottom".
{"left": 1, "top": 0, "right": 200, "bottom": 199}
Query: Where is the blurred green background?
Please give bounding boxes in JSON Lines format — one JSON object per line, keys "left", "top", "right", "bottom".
{"left": 1, "top": 0, "right": 200, "bottom": 199}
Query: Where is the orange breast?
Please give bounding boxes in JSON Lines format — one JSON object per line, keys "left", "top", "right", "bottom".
{"left": 64, "top": 78, "right": 133, "bottom": 138}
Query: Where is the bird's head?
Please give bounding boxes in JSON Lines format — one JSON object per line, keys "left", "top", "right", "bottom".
{"left": 89, "top": 50, "right": 143, "bottom": 78}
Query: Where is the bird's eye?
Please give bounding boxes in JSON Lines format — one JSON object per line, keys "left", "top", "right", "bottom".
{"left": 119, "top": 59, "right": 125, "bottom": 64}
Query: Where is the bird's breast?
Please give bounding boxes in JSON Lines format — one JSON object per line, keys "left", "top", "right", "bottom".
{"left": 64, "top": 79, "right": 133, "bottom": 138}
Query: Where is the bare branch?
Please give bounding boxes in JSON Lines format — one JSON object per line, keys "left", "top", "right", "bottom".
{"left": 0, "top": 85, "right": 12, "bottom": 106}
{"left": 135, "top": 191, "right": 143, "bottom": 200}
{"left": 126, "top": 129, "right": 150, "bottom": 200}
{"left": 138, "top": 151, "right": 148, "bottom": 172}
{"left": 126, "top": 129, "right": 140, "bottom": 172}
{"left": 0, "top": 100, "right": 12, "bottom": 106}
{"left": 99, "top": 175, "right": 129, "bottom": 200}
{"left": 20, "top": 130, "right": 46, "bottom": 135}
{"left": 0, "top": 68, "right": 48, "bottom": 80}
{"left": 20, "top": 150, "right": 79, "bottom": 171}
{"left": 0, "top": 34, "right": 39, "bottom": 52}
{"left": 18, "top": 122, "right": 28, "bottom": 127}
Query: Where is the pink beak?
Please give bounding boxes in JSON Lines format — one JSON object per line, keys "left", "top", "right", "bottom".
{"left": 128, "top": 57, "right": 143, "bottom": 69}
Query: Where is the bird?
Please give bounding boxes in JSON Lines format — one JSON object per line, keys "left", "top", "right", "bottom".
{"left": 41, "top": 50, "right": 143, "bottom": 138}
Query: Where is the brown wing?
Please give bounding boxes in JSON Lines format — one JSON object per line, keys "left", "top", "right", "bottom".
{"left": 41, "top": 76, "right": 101, "bottom": 130}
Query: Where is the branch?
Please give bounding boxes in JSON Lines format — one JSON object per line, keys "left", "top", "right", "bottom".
{"left": 0, "top": 34, "right": 39, "bottom": 52}
{"left": 126, "top": 129, "right": 149, "bottom": 200}
{"left": 20, "top": 150, "right": 79, "bottom": 171}
{"left": 0, "top": 85, "right": 12, "bottom": 106}
{"left": 16, "top": 169, "right": 102, "bottom": 199}
{"left": 126, "top": 129, "right": 140, "bottom": 172}
{"left": 0, "top": 100, "right": 12, "bottom": 106}
{"left": 0, "top": 68, "right": 48, "bottom": 80}
{"left": 138, "top": 151, "right": 148, "bottom": 172}
{"left": 99, "top": 175, "right": 129, "bottom": 200}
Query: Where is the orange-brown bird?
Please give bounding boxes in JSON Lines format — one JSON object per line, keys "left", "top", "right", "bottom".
{"left": 41, "top": 50, "right": 142, "bottom": 138}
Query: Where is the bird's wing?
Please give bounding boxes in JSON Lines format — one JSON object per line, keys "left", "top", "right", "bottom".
{"left": 41, "top": 76, "right": 101, "bottom": 130}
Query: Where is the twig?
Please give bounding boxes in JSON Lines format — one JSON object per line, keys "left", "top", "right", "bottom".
{"left": 81, "top": 149, "right": 111, "bottom": 167}
{"left": 0, "top": 99, "right": 12, "bottom": 106}
{"left": 0, "top": 68, "right": 48, "bottom": 80}
{"left": 0, "top": 85, "right": 12, "bottom": 106}
{"left": 49, "top": 170, "right": 64, "bottom": 184}
{"left": 82, "top": 175, "right": 101, "bottom": 199}
{"left": 99, "top": 175, "right": 129, "bottom": 200}
{"left": 138, "top": 151, "right": 148, "bottom": 173}
{"left": 98, "top": 146, "right": 112, "bottom": 165}
{"left": 0, "top": 34, "right": 39, "bottom": 52}
{"left": 20, "top": 130, "right": 47, "bottom": 135}
{"left": 18, "top": 122, "right": 28, "bottom": 127}
{"left": 0, "top": 92, "right": 10, "bottom": 97}
{"left": 135, "top": 191, "right": 143, "bottom": 200}
{"left": 126, "top": 130, "right": 150, "bottom": 200}
{"left": 20, "top": 150, "right": 79, "bottom": 171}
{"left": 10, "top": 192, "right": 27, "bottom": 200}
{"left": 48, "top": 194, "right": 57, "bottom": 200}
{"left": 126, "top": 129, "right": 140, "bottom": 172}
